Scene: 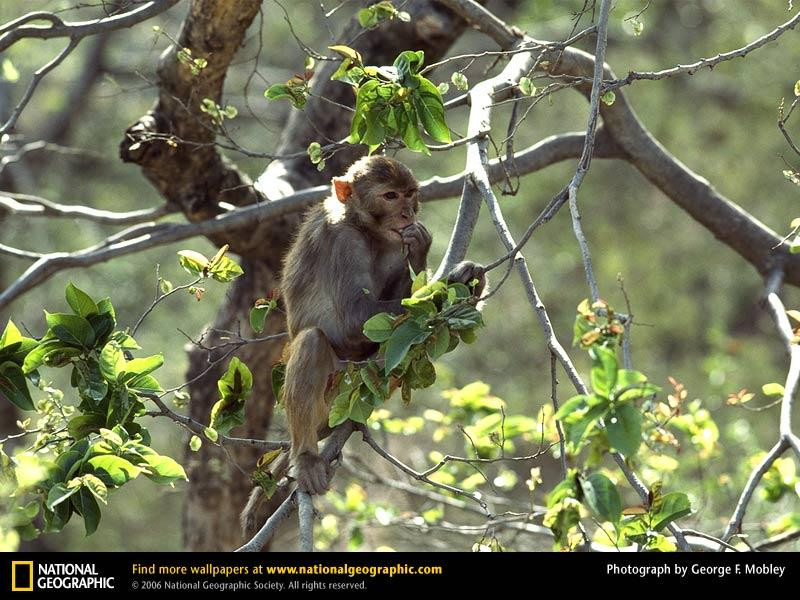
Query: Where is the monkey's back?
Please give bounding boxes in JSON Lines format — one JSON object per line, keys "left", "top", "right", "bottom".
{"left": 281, "top": 203, "right": 352, "bottom": 343}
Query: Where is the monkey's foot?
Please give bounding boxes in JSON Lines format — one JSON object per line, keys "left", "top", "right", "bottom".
{"left": 294, "top": 452, "right": 333, "bottom": 495}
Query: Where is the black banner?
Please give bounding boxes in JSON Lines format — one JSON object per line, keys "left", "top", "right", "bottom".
{"left": 2, "top": 551, "right": 796, "bottom": 595}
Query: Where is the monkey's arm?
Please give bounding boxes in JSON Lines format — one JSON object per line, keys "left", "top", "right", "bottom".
{"left": 330, "top": 232, "right": 405, "bottom": 344}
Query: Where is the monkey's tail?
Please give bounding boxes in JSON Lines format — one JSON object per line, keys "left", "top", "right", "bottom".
{"left": 240, "top": 487, "right": 265, "bottom": 539}
{"left": 239, "top": 452, "right": 291, "bottom": 540}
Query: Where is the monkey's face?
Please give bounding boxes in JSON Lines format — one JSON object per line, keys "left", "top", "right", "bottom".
{"left": 366, "top": 181, "right": 420, "bottom": 241}
{"left": 340, "top": 156, "right": 420, "bottom": 244}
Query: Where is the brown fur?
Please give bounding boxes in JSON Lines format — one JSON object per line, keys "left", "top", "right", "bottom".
{"left": 241, "top": 156, "right": 485, "bottom": 537}
{"left": 280, "top": 156, "right": 429, "bottom": 495}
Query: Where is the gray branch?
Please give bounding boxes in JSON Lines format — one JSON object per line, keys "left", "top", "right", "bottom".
{"left": 0, "top": 1, "right": 181, "bottom": 134}
{"left": 0, "top": 192, "right": 176, "bottom": 224}
{"left": 236, "top": 422, "right": 355, "bottom": 552}
{"left": 297, "top": 492, "right": 315, "bottom": 552}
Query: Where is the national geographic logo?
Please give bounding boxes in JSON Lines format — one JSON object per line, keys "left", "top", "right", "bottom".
{"left": 11, "top": 561, "right": 33, "bottom": 592}
{"left": 10, "top": 561, "right": 115, "bottom": 592}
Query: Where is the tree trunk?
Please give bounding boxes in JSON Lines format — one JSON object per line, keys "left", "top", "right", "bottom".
{"left": 121, "top": 0, "right": 490, "bottom": 550}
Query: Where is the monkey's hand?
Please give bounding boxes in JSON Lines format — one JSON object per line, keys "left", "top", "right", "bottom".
{"left": 447, "top": 261, "right": 486, "bottom": 298}
{"left": 402, "top": 222, "right": 432, "bottom": 272}
{"left": 293, "top": 451, "right": 333, "bottom": 495}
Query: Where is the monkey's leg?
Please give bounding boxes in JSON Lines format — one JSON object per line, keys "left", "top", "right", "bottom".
{"left": 284, "top": 327, "right": 338, "bottom": 495}
{"left": 240, "top": 417, "right": 336, "bottom": 538}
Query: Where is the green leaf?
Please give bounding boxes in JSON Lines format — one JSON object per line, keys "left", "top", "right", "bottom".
{"left": 68, "top": 414, "right": 105, "bottom": 440}
{"left": 0, "top": 319, "right": 21, "bottom": 349}
{"left": 250, "top": 305, "right": 268, "bottom": 333}
{"left": 218, "top": 357, "right": 253, "bottom": 398}
{"left": 105, "top": 387, "right": 135, "bottom": 427}
{"left": 189, "top": 435, "right": 202, "bottom": 451}
{"left": 601, "top": 90, "right": 616, "bottom": 106}
{"left": 408, "top": 355, "right": 436, "bottom": 388}
{"left": 360, "top": 365, "right": 384, "bottom": 400}
{"left": 329, "top": 390, "right": 352, "bottom": 427}
{"left": 123, "top": 354, "right": 164, "bottom": 377}
{"left": 86, "top": 455, "right": 142, "bottom": 487}
{"left": 72, "top": 488, "right": 101, "bottom": 536}
{"left": 87, "top": 313, "right": 115, "bottom": 346}
{"left": 358, "top": 7, "right": 379, "bottom": 28}
{"left": 53, "top": 439, "right": 90, "bottom": 484}
{"left": 328, "top": 45, "right": 363, "bottom": 64}
{"left": 412, "top": 76, "right": 451, "bottom": 143}
{"left": 459, "top": 328, "right": 477, "bottom": 344}
{"left": 363, "top": 313, "right": 395, "bottom": 342}
{"left": 0, "top": 320, "right": 38, "bottom": 365}
{"left": 762, "top": 382, "right": 785, "bottom": 397}
{"left": 426, "top": 325, "right": 450, "bottom": 360}
{"left": 554, "top": 394, "right": 592, "bottom": 419}
{"left": 650, "top": 492, "right": 692, "bottom": 531}
{"left": 127, "top": 374, "right": 164, "bottom": 394}
{"left": 96, "top": 298, "right": 116, "bottom": 321}
{"left": 590, "top": 346, "right": 617, "bottom": 397}
{"left": 110, "top": 331, "right": 138, "bottom": 349}
{"left": 518, "top": 76, "right": 535, "bottom": 96}
{"left": 451, "top": 71, "right": 468, "bottom": 91}
{"left": 393, "top": 50, "right": 425, "bottom": 79}
{"left": 142, "top": 454, "right": 187, "bottom": 485}
{"left": 208, "top": 256, "right": 244, "bottom": 283}
{"left": 99, "top": 427, "right": 123, "bottom": 447}
{"left": 606, "top": 403, "right": 642, "bottom": 457}
{"left": 177, "top": 250, "right": 208, "bottom": 276}
{"left": 65, "top": 283, "right": 98, "bottom": 317}
{"left": 581, "top": 473, "right": 622, "bottom": 524}
{"left": 410, "top": 268, "right": 428, "bottom": 294}
{"left": 2, "top": 58, "right": 19, "bottom": 82}
{"left": 397, "top": 102, "right": 430, "bottom": 154}
{"left": 0, "top": 361, "right": 34, "bottom": 410}
{"left": 348, "top": 387, "right": 375, "bottom": 423}
{"left": 99, "top": 342, "right": 125, "bottom": 380}
{"left": 563, "top": 402, "right": 608, "bottom": 453}
{"left": 81, "top": 474, "right": 108, "bottom": 505}
{"left": 46, "top": 483, "right": 81, "bottom": 510}
{"left": 616, "top": 382, "right": 660, "bottom": 403}
{"left": 362, "top": 108, "right": 387, "bottom": 146}
{"left": 384, "top": 320, "right": 430, "bottom": 374}
{"left": 210, "top": 357, "right": 253, "bottom": 435}
{"left": 45, "top": 312, "right": 95, "bottom": 349}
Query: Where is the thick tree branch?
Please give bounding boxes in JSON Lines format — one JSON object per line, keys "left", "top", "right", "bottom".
{"left": 1, "top": 130, "right": 619, "bottom": 310}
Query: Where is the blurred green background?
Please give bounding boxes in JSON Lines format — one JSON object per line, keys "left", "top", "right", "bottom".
{"left": 1, "top": 0, "right": 798, "bottom": 550}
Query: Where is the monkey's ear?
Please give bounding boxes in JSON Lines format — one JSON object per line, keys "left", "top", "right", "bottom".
{"left": 332, "top": 178, "right": 352, "bottom": 203}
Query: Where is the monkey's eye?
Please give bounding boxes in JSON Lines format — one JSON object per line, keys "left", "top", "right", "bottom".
{"left": 383, "top": 191, "right": 398, "bottom": 200}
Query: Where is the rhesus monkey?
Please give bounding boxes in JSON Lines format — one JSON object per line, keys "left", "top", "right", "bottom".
{"left": 241, "top": 156, "right": 484, "bottom": 533}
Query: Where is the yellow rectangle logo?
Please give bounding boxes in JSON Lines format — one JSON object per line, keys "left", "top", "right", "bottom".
{"left": 11, "top": 561, "right": 33, "bottom": 592}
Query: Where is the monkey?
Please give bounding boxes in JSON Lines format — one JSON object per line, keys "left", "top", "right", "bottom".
{"left": 241, "top": 155, "right": 485, "bottom": 534}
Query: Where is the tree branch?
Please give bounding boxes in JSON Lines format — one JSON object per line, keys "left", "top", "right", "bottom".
{"left": 0, "top": 1, "right": 182, "bottom": 51}
{"left": 236, "top": 422, "right": 355, "bottom": 552}
{"left": 0, "top": 191, "right": 176, "bottom": 224}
